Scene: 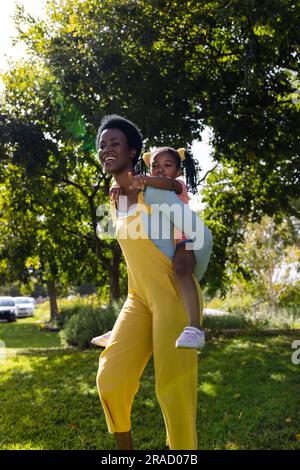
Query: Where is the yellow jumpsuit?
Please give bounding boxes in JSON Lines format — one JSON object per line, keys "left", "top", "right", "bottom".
{"left": 96, "top": 191, "right": 203, "bottom": 450}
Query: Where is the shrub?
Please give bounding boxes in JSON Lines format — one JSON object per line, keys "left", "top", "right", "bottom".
{"left": 204, "top": 304, "right": 300, "bottom": 332}
{"left": 56, "top": 295, "right": 105, "bottom": 329}
{"left": 278, "top": 282, "right": 300, "bottom": 307}
{"left": 57, "top": 303, "right": 86, "bottom": 329}
{"left": 206, "top": 292, "right": 254, "bottom": 315}
{"left": 59, "top": 303, "right": 119, "bottom": 350}
{"left": 204, "top": 313, "right": 256, "bottom": 331}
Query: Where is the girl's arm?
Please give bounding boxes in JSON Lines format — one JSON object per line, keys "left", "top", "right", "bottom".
{"left": 128, "top": 173, "right": 182, "bottom": 194}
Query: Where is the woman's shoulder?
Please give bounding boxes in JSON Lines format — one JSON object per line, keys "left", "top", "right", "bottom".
{"left": 144, "top": 186, "right": 179, "bottom": 204}
{"left": 143, "top": 186, "right": 159, "bottom": 203}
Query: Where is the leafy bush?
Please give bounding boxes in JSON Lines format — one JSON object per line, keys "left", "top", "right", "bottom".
{"left": 204, "top": 313, "right": 255, "bottom": 331}
{"left": 204, "top": 304, "right": 300, "bottom": 332}
{"left": 59, "top": 303, "right": 119, "bottom": 350}
{"left": 278, "top": 282, "right": 300, "bottom": 307}
{"left": 206, "top": 292, "right": 254, "bottom": 315}
{"left": 249, "top": 304, "right": 300, "bottom": 329}
{"left": 57, "top": 303, "right": 86, "bottom": 329}
{"left": 56, "top": 295, "right": 105, "bottom": 329}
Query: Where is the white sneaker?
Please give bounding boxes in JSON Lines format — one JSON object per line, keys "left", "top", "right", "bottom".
{"left": 175, "top": 327, "right": 205, "bottom": 349}
{"left": 91, "top": 331, "right": 112, "bottom": 348}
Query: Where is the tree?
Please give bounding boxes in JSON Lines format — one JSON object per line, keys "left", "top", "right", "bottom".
{"left": 235, "top": 215, "right": 299, "bottom": 309}
{"left": 0, "top": 66, "right": 127, "bottom": 307}
{"left": 1, "top": 0, "right": 298, "bottom": 298}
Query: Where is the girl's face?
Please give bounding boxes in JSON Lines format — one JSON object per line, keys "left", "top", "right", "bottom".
{"left": 98, "top": 128, "right": 136, "bottom": 174}
{"left": 150, "top": 152, "right": 180, "bottom": 179}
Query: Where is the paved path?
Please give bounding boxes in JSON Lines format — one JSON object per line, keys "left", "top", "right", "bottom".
{"left": 204, "top": 308, "right": 228, "bottom": 316}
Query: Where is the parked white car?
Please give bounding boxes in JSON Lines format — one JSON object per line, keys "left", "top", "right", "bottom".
{"left": 0, "top": 297, "right": 18, "bottom": 322}
{"left": 28, "top": 297, "right": 36, "bottom": 306}
{"left": 13, "top": 297, "right": 35, "bottom": 318}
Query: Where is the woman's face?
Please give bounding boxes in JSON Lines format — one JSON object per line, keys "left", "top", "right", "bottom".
{"left": 150, "top": 152, "right": 180, "bottom": 179}
{"left": 98, "top": 128, "right": 136, "bottom": 174}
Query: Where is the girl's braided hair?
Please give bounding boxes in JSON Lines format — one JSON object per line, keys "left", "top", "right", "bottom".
{"left": 136, "top": 146, "right": 200, "bottom": 194}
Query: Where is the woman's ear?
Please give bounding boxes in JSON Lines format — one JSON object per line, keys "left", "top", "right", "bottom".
{"left": 129, "top": 148, "right": 137, "bottom": 160}
{"left": 176, "top": 169, "right": 182, "bottom": 178}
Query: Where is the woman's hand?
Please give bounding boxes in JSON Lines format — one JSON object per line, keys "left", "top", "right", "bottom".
{"left": 128, "top": 172, "right": 149, "bottom": 190}
{"left": 109, "top": 183, "right": 124, "bottom": 202}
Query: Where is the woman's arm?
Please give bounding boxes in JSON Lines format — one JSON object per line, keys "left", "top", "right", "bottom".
{"left": 128, "top": 173, "right": 182, "bottom": 194}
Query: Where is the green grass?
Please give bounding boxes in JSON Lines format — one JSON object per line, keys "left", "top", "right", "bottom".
{"left": 0, "top": 303, "right": 62, "bottom": 349}
{"left": 1, "top": 305, "right": 300, "bottom": 450}
{"left": 0, "top": 322, "right": 61, "bottom": 349}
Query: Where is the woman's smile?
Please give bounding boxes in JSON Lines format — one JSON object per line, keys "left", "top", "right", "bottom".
{"left": 103, "top": 155, "right": 118, "bottom": 165}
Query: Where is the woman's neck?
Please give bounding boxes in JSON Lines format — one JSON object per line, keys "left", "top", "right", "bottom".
{"left": 113, "top": 168, "right": 140, "bottom": 212}
{"left": 113, "top": 168, "right": 136, "bottom": 196}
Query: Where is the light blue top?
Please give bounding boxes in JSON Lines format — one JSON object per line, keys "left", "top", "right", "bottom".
{"left": 117, "top": 187, "right": 213, "bottom": 281}
{"left": 143, "top": 187, "right": 213, "bottom": 280}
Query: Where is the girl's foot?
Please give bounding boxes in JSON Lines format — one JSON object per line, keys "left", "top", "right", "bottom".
{"left": 175, "top": 327, "right": 205, "bottom": 349}
{"left": 91, "top": 331, "right": 112, "bottom": 348}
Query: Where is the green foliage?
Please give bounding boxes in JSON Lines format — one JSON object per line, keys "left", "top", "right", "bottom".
{"left": 56, "top": 303, "right": 87, "bottom": 329}
{"left": 278, "top": 282, "right": 300, "bottom": 307}
{"left": 0, "top": 0, "right": 299, "bottom": 300}
{"left": 207, "top": 290, "right": 254, "bottom": 313}
{"left": 60, "top": 303, "right": 119, "bottom": 349}
{"left": 203, "top": 199, "right": 299, "bottom": 296}
{"left": 204, "top": 303, "right": 300, "bottom": 331}
{"left": 204, "top": 313, "right": 254, "bottom": 331}
{"left": 56, "top": 295, "right": 107, "bottom": 328}
{"left": 235, "top": 216, "right": 298, "bottom": 299}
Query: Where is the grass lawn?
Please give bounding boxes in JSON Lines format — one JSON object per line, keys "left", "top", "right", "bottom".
{"left": 1, "top": 307, "right": 300, "bottom": 450}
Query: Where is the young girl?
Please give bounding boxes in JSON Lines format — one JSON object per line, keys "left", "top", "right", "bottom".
{"left": 92, "top": 146, "right": 205, "bottom": 349}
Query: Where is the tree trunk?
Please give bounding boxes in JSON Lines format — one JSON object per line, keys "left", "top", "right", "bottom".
{"left": 47, "top": 279, "right": 59, "bottom": 321}
{"left": 109, "top": 243, "right": 121, "bottom": 305}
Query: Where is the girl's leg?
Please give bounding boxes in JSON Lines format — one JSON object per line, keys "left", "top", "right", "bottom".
{"left": 173, "top": 244, "right": 201, "bottom": 329}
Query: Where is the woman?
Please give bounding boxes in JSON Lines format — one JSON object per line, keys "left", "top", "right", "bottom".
{"left": 96, "top": 115, "right": 213, "bottom": 450}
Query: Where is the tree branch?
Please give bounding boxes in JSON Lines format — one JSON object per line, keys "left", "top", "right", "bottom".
{"left": 199, "top": 163, "right": 219, "bottom": 183}
{"left": 59, "top": 176, "right": 90, "bottom": 198}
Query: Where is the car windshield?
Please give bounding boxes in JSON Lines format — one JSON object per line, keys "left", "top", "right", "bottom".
{"left": 0, "top": 299, "right": 14, "bottom": 306}
{"left": 15, "top": 298, "right": 32, "bottom": 303}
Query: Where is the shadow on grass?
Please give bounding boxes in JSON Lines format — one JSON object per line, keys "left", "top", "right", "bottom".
{"left": 1, "top": 335, "right": 300, "bottom": 450}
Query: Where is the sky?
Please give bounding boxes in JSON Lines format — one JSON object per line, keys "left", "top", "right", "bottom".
{"left": 0, "top": 1, "right": 46, "bottom": 73}
{"left": 0, "top": 0, "right": 216, "bottom": 207}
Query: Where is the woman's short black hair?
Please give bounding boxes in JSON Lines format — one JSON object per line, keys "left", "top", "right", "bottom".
{"left": 95, "top": 114, "right": 143, "bottom": 167}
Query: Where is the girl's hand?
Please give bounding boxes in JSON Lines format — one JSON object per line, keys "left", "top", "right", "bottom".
{"left": 128, "top": 172, "right": 148, "bottom": 190}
